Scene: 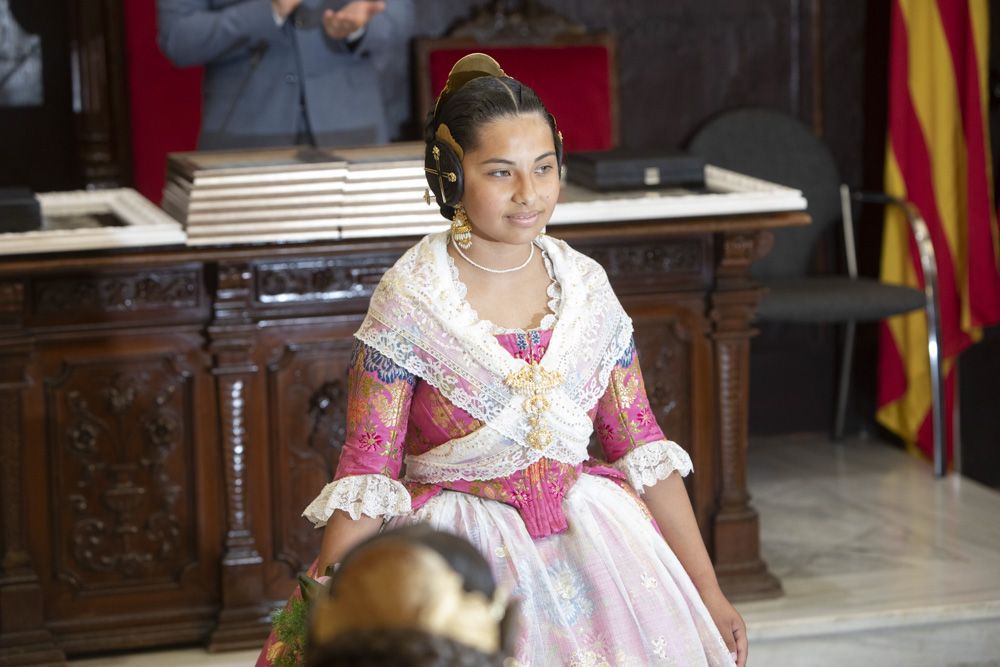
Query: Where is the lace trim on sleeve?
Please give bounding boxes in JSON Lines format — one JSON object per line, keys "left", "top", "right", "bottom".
{"left": 301, "top": 474, "right": 412, "bottom": 526}
{"left": 611, "top": 440, "right": 693, "bottom": 493}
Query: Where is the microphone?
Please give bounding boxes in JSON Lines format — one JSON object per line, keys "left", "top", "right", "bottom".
{"left": 216, "top": 40, "right": 270, "bottom": 143}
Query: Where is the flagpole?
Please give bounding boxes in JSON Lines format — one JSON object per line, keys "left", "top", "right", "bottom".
{"left": 856, "top": 191, "right": 946, "bottom": 476}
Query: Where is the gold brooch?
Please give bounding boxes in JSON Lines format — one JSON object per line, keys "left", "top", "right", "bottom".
{"left": 505, "top": 362, "right": 562, "bottom": 451}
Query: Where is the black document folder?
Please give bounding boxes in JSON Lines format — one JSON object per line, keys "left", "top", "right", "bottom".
{"left": 565, "top": 149, "right": 705, "bottom": 191}
{"left": 0, "top": 187, "right": 42, "bottom": 233}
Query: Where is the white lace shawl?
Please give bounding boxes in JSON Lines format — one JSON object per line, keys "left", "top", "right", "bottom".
{"left": 354, "top": 231, "right": 634, "bottom": 483}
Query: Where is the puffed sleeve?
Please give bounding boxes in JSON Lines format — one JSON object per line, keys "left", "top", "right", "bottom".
{"left": 301, "top": 341, "right": 415, "bottom": 525}
{"left": 593, "top": 337, "right": 693, "bottom": 493}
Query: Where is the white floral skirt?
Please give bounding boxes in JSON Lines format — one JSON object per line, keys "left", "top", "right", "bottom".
{"left": 388, "top": 474, "right": 736, "bottom": 667}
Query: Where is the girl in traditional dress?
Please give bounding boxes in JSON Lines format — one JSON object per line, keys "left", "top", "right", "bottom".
{"left": 259, "top": 53, "right": 746, "bottom": 667}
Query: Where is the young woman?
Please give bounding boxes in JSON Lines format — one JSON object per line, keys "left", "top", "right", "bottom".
{"left": 259, "top": 54, "right": 746, "bottom": 667}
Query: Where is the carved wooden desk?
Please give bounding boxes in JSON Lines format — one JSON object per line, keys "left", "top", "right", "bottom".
{"left": 0, "top": 210, "right": 806, "bottom": 662}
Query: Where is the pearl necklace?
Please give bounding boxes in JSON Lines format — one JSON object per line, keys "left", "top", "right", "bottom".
{"left": 452, "top": 240, "right": 535, "bottom": 274}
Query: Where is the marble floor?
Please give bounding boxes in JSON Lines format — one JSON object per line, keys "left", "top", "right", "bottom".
{"left": 69, "top": 434, "right": 1000, "bottom": 667}
{"left": 741, "top": 433, "right": 1000, "bottom": 666}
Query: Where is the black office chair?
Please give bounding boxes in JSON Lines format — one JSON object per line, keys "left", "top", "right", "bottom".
{"left": 688, "top": 108, "right": 946, "bottom": 476}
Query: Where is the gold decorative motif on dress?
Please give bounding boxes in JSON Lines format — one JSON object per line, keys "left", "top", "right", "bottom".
{"left": 504, "top": 362, "right": 562, "bottom": 451}
{"left": 612, "top": 367, "right": 640, "bottom": 408}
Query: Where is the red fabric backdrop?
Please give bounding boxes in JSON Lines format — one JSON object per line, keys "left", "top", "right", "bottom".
{"left": 123, "top": 0, "right": 202, "bottom": 203}
{"left": 428, "top": 46, "right": 614, "bottom": 153}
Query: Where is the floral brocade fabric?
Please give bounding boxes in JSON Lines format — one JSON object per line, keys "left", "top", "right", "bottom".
{"left": 331, "top": 328, "right": 671, "bottom": 539}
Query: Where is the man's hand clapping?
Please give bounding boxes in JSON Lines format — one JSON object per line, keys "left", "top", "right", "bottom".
{"left": 322, "top": 0, "right": 386, "bottom": 40}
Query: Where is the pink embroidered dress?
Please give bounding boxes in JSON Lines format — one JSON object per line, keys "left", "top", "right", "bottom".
{"left": 258, "top": 233, "right": 735, "bottom": 667}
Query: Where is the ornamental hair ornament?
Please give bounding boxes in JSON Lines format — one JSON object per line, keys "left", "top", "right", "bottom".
{"left": 424, "top": 145, "right": 457, "bottom": 200}
{"left": 310, "top": 539, "right": 509, "bottom": 655}
{"left": 435, "top": 123, "right": 464, "bottom": 159}
{"left": 432, "top": 53, "right": 508, "bottom": 118}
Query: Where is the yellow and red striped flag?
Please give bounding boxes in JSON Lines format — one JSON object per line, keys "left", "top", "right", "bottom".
{"left": 879, "top": 0, "right": 1000, "bottom": 465}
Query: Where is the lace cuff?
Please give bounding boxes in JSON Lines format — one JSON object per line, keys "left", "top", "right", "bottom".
{"left": 611, "top": 440, "right": 693, "bottom": 493}
{"left": 301, "top": 474, "right": 412, "bottom": 526}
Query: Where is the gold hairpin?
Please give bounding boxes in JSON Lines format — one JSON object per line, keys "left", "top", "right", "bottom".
{"left": 425, "top": 145, "right": 457, "bottom": 199}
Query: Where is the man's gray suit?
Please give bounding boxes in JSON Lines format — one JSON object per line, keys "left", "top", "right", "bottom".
{"left": 158, "top": 0, "right": 414, "bottom": 149}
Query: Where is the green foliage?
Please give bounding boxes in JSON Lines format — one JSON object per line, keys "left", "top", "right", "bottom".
{"left": 269, "top": 596, "right": 310, "bottom": 667}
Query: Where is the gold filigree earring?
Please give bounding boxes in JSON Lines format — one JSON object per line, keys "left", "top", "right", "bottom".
{"left": 451, "top": 204, "right": 472, "bottom": 250}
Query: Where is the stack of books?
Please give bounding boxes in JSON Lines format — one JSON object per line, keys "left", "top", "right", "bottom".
{"left": 163, "top": 142, "right": 443, "bottom": 245}
{"left": 163, "top": 144, "right": 807, "bottom": 246}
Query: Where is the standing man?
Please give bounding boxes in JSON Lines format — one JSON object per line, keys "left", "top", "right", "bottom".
{"left": 158, "top": 0, "right": 414, "bottom": 149}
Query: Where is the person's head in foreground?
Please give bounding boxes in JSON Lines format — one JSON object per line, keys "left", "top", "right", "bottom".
{"left": 423, "top": 53, "right": 564, "bottom": 257}
{"left": 305, "top": 524, "right": 517, "bottom": 667}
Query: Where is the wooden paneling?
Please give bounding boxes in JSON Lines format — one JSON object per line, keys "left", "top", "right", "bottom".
{"left": 33, "top": 332, "right": 218, "bottom": 653}
{"left": 261, "top": 329, "right": 357, "bottom": 592}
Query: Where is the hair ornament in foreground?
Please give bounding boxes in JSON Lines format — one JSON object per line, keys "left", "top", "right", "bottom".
{"left": 310, "top": 538, "right": 508, "bottom": 654}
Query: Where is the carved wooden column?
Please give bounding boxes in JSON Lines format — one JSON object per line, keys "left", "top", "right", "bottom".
{"left": 709, "top": 231, "right": 783, "bottom": 600}
{"left": 0, "top": 282, "right": 65, "bottom": 665}
{"left": 68, "top": 0, "right": 133, "bottom": 188}
{"left": 208, "top": 263, "right": 269, "bottom": 650}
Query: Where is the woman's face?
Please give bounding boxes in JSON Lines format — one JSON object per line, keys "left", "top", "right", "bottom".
{"left": 459, "top": 113, "right": 560, "bottom": 246}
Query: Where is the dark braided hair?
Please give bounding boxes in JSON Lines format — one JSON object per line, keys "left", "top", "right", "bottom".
{"left": 425, "top": 74, "right": 563, "bottom": 220}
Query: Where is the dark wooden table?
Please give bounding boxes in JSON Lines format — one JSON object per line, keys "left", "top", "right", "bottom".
{"left": 0, "top": 209, "right": 807, "bottom": 663}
